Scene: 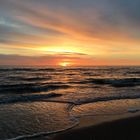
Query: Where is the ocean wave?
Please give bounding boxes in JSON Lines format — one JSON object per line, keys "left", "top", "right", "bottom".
{"left": 127, "top": 71, "right": 140, "bottom": 75}
{"left": 0, "top": 93, "right": 62, "bottom": 104}
{"left": 85, "top": 78, "right": 140, "bottom": 87}
{"left": 0, "top": 68, "right": 33, "bottom": 72}
{"left": 1, "top": 93, "right": 140, "bottom": 106}
{"left": 74, "top": 94, "right": 140, "bottom": 105}
{"left": 0, "top": 83, "right": 71, "bottom": 94}
{"left": 7, "top": 94, "right": 139, "bottom": 106}
{"left": 7, "top": 76, "right": 51, "bottom": 81}
{"left": 0, "top": 68, "right": 56, "bottom": 72}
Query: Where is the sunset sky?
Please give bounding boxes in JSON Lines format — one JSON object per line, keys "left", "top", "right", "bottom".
{"left": 0, "top": 0, "right": 140, "bottom": 66}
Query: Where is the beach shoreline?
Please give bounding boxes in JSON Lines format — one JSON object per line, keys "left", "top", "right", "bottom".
{"left": 50, "top": 112, "right": 140, "bottom": 140}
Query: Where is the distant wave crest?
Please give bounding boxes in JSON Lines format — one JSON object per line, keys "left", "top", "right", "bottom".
{"left": 0, "top": 68, "right": 56, "bottom": 72}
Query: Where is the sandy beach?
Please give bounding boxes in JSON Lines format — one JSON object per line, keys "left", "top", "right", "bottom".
{"left": 50, "top": 112, "right": 140, "bottom": 140}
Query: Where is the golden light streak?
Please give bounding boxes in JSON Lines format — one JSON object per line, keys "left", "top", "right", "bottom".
{"left": 59, "top": 62, "right": 71, "bottom": 67}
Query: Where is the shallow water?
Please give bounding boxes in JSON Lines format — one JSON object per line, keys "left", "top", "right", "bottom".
{"left": 0, "top": 66, "right": 140, "bottom": 139}
{"left": 0, "top": 102, "right": 76, "bottom": 139}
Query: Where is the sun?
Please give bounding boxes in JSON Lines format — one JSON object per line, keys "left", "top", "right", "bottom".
{"left": 59, "top": 62, "right": 71, "bottom": 67}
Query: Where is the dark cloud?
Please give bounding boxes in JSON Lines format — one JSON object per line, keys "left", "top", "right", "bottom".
{"left": 0, "top": 0, "right": 140, "bottom": 42}
{"left": 112, "top": 0, "right": 140, "bottom": 24}
{"left": 0, "top": 54, "right": 89, "bottom": 66}
{"left": 46, "top": 51, "right": 88, "bottom": 56}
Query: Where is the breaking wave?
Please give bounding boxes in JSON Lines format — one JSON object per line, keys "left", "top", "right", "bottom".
{"left": 81, "top": 78, "right": 140, "bottom": 87}
{"left": 73, "top": 94, "right": 140, "bottom": 105}
{"left": 0, "top": 93, "right": 62, "bottom": 104}
{"left": 0, "top": 83, "right": 71, "bottom": 94}
{"left": 0, "top": 92, "right": 140, "bottom": 106}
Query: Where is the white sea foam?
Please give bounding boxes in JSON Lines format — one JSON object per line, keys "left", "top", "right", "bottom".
{"left": 128, "top": 108, "right": 140, "bottom": 113}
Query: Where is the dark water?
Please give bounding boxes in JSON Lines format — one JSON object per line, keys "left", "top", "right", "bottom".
{"left": 0, "top": 66, "right": 140, "bottom": 139}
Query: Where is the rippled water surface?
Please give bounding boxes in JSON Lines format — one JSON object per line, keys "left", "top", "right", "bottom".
{"left": 0, "top": 66, "right": 140, "bottom": 139}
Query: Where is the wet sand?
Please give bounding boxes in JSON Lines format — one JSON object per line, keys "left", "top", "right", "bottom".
{"left": 51, "top": 112, "right": 140, "bottom": 140}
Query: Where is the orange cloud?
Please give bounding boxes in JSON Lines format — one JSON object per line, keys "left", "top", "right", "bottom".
{"left": 0, "top": 0, "right": 140, "bottom": 65}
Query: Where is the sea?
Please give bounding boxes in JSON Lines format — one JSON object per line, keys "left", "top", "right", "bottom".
{"left": 0, "top": 66, "right": 140, "bottom": 139}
